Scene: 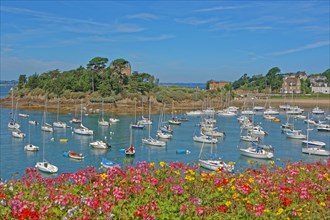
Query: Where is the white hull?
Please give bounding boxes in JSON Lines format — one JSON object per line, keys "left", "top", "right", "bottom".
{"left": 302, "top": 147, "right": 330, "bottom": 156}
{"left": 90, "top": 140, "right": 110, "bottom": 149}
{"left": 157, "top": 132, "right": 172, "bottom": 139}
{"left": 12, "top": 130, "right": 25, "bottom": 138}
{"left": 193, "top": 135, "right": 218, "bottom": 144}
{"left": 240, "top": 147, "right": 274, "bottom": 159}
{"left": 109, "top": 118, "right": 120, "bottom": 123}
{"left": 74, "top": 126, "right": 93, "bottom": 135}
{"left": 240, "top": 135, "right": 259, "bottom": 142}
{"left": 41, "top": 124, "right": 53, "bottom": 132}
{"left": 29, "top": 120, "right": 39, "bottom": 125}
{"left": 53, "top": 121, "right": 67, "bottom": 128}
{"left": 186, "top": 110, "right": 202, "bottom": 116}
{"left": 8, "top": 122, "right": 20, "bottom": 129}
{"left": 98, "top": 120, "right": 110, "bottom": 126}
{"left": 24, "top": 144, "right": 39, "bottom": 151}
{"left": 19, "top": 113, "right": 29, "bottom": 118}
{"left": 142, "top": 137, "right": 166, "bottom": 146}
{"left": 35, "top": 161, "right": 58, "bottom": 173}
{"left": 302, "top": 140, "right": 326, "bottom": 147}
{"left": 199, "top": 159, "right": 234, "bottom": 172}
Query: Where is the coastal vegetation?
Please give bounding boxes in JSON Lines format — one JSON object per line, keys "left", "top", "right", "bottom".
{"left": 0, "top": 159, "right": 329, "bottom": 219}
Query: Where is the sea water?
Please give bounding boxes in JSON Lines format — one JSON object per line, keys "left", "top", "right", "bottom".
{"left": 1, "top": 87, "right": 329, "bottom": 180}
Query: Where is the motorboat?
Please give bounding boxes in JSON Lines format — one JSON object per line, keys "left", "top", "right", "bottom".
{"left": 263, "top": 114, "right": 276, "bottom": 120}
{"left": 250, "top": 126, "right": 267, "bottom": 136}
{"left": 18, "top": 113, "right": 29, "bottom": 118}
{"left": 241, "top": 110, "right": 255, "bottom": 115}
{"left": 90, "top": 140, "right": 111, "bottom": 149}
{"left": 142, "top": 137, "right": 166, "bottom": 146}
{"left": 8, "top": 121, "right": 20, "bottom": 129}
{"left": 302, "top": 147, "right": 330, "bottom": 156}
{"left": 217, "top": 109, "right": 236, "bottom": 116}
{"left": 240, "top": 135, "right": 259, "bottom": 142}
{"left": 101, "top": 158, "right": 120, "bottom": 169}
{"left": 125, "top": 145, "right": 136, "bottom": 156}
{"left": 186, "top": 110, "right": 202, "bottom": 116}
{"left": 286, "top": 130, "right": 306, "bottom": 139}
{"left": 302, "top": 140, "right": 326, "bottom": 147}
{"left": 131, "top": 123, "right": 145, "bottom": 129}
{"left": 29, "top": 120, "right": 39, "bottom": 125}
{"left": 24, "top": 144, "right": 39, "bottom": 151}
{"left": 98, "top": 119, "right": 110, "bottom": 126}
{"left": 157, "top": 131, "right": 173, "bottom": 139}
{"left": 264, "top": 107, "right": 279, "bottom": 115}
{"left": 193, "top": 135, "right": 218, "bottom": 144}
{"left": 41, "top": 123, "right": 53, "bottom": 132}
{"left": 12, "top": 129, "right": 26, "bottom": 138}
{"left": 253, "top": 106, "right": 265, "bottom": 111}
{"left": 199, "top": 158, "right": 234, "bottom": 172}
{"left": 63, "top": 151, "right": 84, "bottom": 160}
{"left": 35, "top": 161, "right": 58, "bottom": 173}
{"left": 239, "top": 146, "right": 274, "bottom": 159}
{"left": 317, "top": 124, "right": 330, "bottom": 132}
{"left": 53, "top": 121, "right": 67, "bottom": 128}
{"left": 109, "top": 117, "right": 120, "bottom": 123}
{"left": 312, "top": 107, "right": 324, "bottom": 114}
{"left": 286, "top": 106, "right": 304, "bottom": 115}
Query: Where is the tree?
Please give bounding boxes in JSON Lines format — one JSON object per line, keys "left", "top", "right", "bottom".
{"left": 26, "top": 73, "right": 39, "bottom": 89}
{"left": 87, "top": 57, "right": 109, "bottom": 71}
{"left": 17, "top": 75, "right": 27, "bottom": 89}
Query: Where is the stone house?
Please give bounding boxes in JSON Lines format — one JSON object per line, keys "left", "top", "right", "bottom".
{"left": 280, "top": 71, "right": 307, "bottom": 94}
{"left": 309, "top": 75, "right": 330, "bottom": 94}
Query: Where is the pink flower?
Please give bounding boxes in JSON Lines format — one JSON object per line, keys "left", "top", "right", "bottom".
{"left": 146, "top": 176, "right": 159, "bottom": 186}
{"left": 180, "top": 205, "right": 187, "bottom": 215}
{"left": 196, "top": 207, "right": 204, "bottom": 216}
{"left": 113, "top": 187, "right": 125, "bottom": 201}
{"left": 172, "top": 185, "right": 184, "bottom": 195}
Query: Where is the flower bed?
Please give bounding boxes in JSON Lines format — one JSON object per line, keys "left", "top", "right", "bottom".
{"left": 1, "top": 159, "right": 329, "bottom": 219}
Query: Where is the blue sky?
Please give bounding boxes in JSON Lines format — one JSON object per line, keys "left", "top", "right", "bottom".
{"left": 1, "top": 1, "right": 329, "bottom": 83}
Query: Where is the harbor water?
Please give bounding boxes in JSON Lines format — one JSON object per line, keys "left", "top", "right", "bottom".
{"left": 1, "top": 86, "right": 329, "bottom": 180}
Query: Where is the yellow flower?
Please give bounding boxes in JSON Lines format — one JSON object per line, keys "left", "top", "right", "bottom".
{"left": 188, "top": 169, "right": 195, "bottom": 175}
{"left": 239, "top": 174, "right": 243, "bottom": 178}
{"left": 270, "top": 160, "right": 275, "bottom": 165}
{"left": 201, "top": 173, "right": 208, "bottom": 177}
{"left": 286, "top": 218, "right": 290, "bottom": 220}
{"left": 300, "top": 167, "right": 306, "bottom": 171}
{"left": 231, "top": 185, "right": 236, "bottom": 191}
{"left": 276, "top": 208, "right": 284, "bottom": 216}
{"left": 99, "top": 173, "right": 107, "bottom": 180}
{"left": 248, "top": 177, "right": 254, "bottom": 183}
{"left": 159, "top": 161, "right": 165, "bottom": 168}
{"left": 217, "top": 187, "right": 223, "bottom": 192}
{"left": 185, "top": 175, "right": 195, "bottom": 181}
{"left": 174, "top": 171, "right": 180, "bottom": 176}
{"left": 149, "top": 162, "right": 155, "bottom": 168}
{"left": 225, "top": 201, "right": 232, "bottom": 207}
{"left": 232, "top": 193, "right": 239, "bottom": 199}
{"left": 320, "top": 202, "right": 326, "bottom": 207}
{"left": 264, "top": 209, "right": 270, "bottom": 213}
{"left": 228, "top": 161, "right": 236, "bottom": 165}
{"left": 230, "top": 178, "right": 236, "bottom": 183}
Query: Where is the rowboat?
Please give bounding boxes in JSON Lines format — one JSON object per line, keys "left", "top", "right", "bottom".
{"left": 63, "top": 151, "right": 84, "bottom": 160}
{"left": 101, "top": 158, "right": 120, "bottom": 169}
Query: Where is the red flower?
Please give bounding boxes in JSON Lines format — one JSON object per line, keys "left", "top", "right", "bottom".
{"left": 281, "top": 197, "right": 292, "bottom": 207}
{"left": 218, "top": 205, "right": 227, "bottom": 213}
{"left": 222, "top": 178, "right": 229, "bottom": 185}
{"left": 196, "top": 207, "right": 204, "bottom": 216}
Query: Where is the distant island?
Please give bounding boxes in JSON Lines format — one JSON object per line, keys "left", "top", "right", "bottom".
{"left": 0, "top": 80, "right": 17, "bottom": 86}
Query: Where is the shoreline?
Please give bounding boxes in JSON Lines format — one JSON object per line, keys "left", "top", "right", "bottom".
{"left": 0, "top": 95, "right": 329, "bottom": 115}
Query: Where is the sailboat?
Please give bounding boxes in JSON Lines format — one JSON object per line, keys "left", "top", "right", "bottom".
{"left": 41, "top": 99, "right": 53, "bottom": 132}
{"left": 74, "top": 100, "right": 93, "bottom": 135}
{"left": 24, "top": 123, "right": 39, "bottom": 151}
{"left": 142, "top": 99, "right": 166, "bottom": 146}
{"left": 12, "top": 128, "right": 26, "bottom": 139}
{"left": 312, "top": 93, "right": 324, "bottom": 114}
{"left": 302, "top": 114, "right": 326, "bottom": 148}
{"left": 53, "top": 98, "right": 67, "bottom": 128}
{"left": 35, "top": 132, "right": 58, "bottom": 173}
{"left": 8, "top": 89, "right": 20, "bottom": 129}
{"left": 125, "top": 125, "right": 136, "bottom": 156}
{"left": 138, "top": 98, "right": 152, "bottom": 125}
{"left": 98, "top": 100, "right": 110, "bottom": 126}
{"left": 198, "top": 142, "right": 234, "bottom": 172}
{"left": 109, "top": 103, "right": 120, "bottom": 123}
{"left": 70, "top": 100, "right": 81, "bottom": 124}
{"left": 239, "top": 144, "right": 274, "bottom": 159}
{"left": 302, "top": 116, "right": 329, "bottom": 156}
{"left": 131, "top": 99, "right": 145, "bottom": 129}
{"left": 157, "top": 105, "right": 173, "bottom": 139}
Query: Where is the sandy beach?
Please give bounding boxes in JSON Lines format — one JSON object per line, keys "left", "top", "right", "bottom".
{"left": 0, "top": 95, "right": 329, "bottom": 115}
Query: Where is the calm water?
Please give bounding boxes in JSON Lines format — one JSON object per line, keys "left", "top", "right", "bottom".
{"left": 1, "top": 87, "right": 329, "bottom": 180}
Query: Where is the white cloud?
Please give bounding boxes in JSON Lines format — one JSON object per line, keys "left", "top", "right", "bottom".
{"left": 270, "top": 40, "right": 330, "bottom": 56}
{"left": 194, "top": 6, "right": 242, "bottom": 12}
{"left": 127, "top": 13, "right": 159, "bottom": 20}
{"left": 175, "top": 17, "right": 218, "bottom": 25}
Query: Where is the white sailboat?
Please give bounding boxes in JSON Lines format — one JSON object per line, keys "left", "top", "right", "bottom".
{"left": 302, "top": 114, "right": 326, "bottom": 148}
{"left": 302, "top": 117, "right": 329, "bottom": 156}
{"left": 131, "top": 99, "right": 145, "bottom": 129}
{"left": 74, "top": 100, "right": 93, "bottom": 135}
{"left": 138, "top": 98, "right": 152, "bottom": 125}
{"left": 125, "top": 125, "right": 136, "bottom": 156}
{"left": 157, "top": 105, "right": 173, "bottom": 139}
{"left": 142, "top": 99, "right": 166, "bottom": 146}
{"left": 98, "top": 100, "right": 110, "bottom": 126}
{"left": 239, "top": 145, "right": 274, "bottom": 159}
{"left": 198, "top": 142, "right": 234, "bottom": 172}
{"left": 35, "top": 132, "right": 58, "bottom": 173}
{"left": 53, "top": 98, "right": 67, "bottom": 128}
{"left": 41, "top": 99, "right": 53, "bottom": 132}
{"left": 12, "top": 128, "right": 26, "bottom": 138}
{"left": 8, "top": 89, "right": 20, "bottom": 129}
{"left": 109, "top": 103, "right": 120, "bottom": 123}
{"left": 24, "top": 123, "right": 39, "bottom": 151}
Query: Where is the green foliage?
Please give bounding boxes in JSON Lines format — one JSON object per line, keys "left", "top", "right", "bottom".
{"left": 87, "top": 57, "right": 109, "bottom": 70}
{"left": 300, "top": 79, "right": 312, "bottom": 94}
{"left": 17, "top": 75, "right": 27, "bottom": 89}
{"left": 321, "top": 68, "right": 330, "bottom": 84}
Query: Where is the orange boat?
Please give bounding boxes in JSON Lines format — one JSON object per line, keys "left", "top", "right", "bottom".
{"left": 272, "top": 118, "right": 280, "bottom": 122}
